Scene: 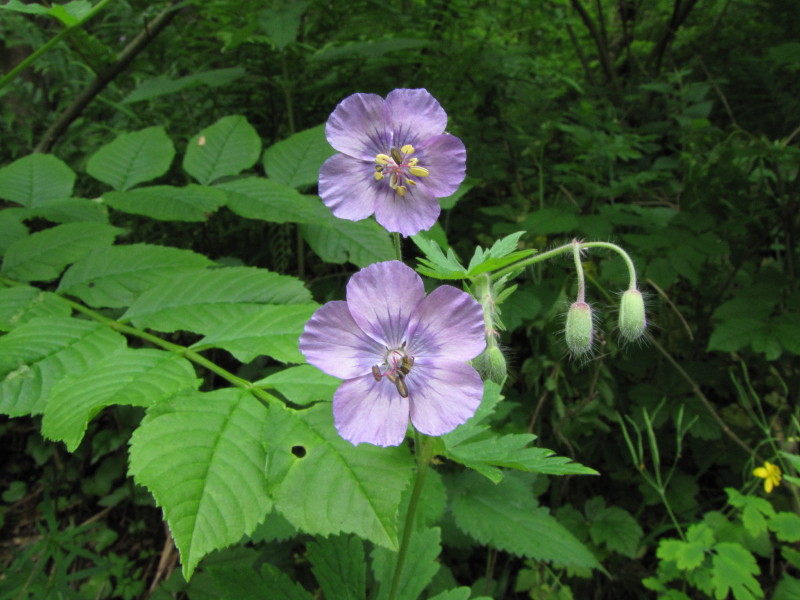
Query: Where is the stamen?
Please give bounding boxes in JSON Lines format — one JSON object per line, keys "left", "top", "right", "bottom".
{"left": 390, "top": 147, "right": 403, "bottom": 163}
{"left": 389, "top": 173, "right": 399, "bottom": 188}
{"left": 374, "top": 172, "right": 384, "bottom": 181}
{"left": 409, "top": 166, "right": 429, "bottom": 177}
{"left": 400, "top": 144, "right": 415, "bottom": 155}
{"left": 375, "top": 154, "right": 391, "bottom": 165}
{"left": 396, "top": 186, "right": 407, "bottom": 196}
{"left": 407, "top": 179, "right": 417, "bottom": 186}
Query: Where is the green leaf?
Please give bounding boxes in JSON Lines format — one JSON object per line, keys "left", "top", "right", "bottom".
{"left": 265, "top": 402, "right": 414, "bottom": 549}
{"left": 427, "top": 589, "right": 472, "bottom": 600}
{"left": 0, "top": 317, "right": 126, "bottom": 417}
{"left": 217, "top": 177, "right": 325, "bottom": 223}
{"left": 86, "top": 126, "right": 175, "bottom": 191}
{"left": 707, "top": 318, "right": 769, "bottom": 353}
{"left": 129, "top": 388, "right": 271, "bottom": 580}
{"left": 123, "top": 68, "right": 246, "bottom": 104}
{"left": 657, "top": 539, "right": 707, "bottom": 570}
{"left": 1, "top": 222, "right": 121, "bottom": 282}
{"left": 466, "top": 231, "right": 535, "bottom": 277}
{"left": 307, "top": 535, "right": 366, "bottom": 600}
{"left": 259, "top": 564, "right": 315, "bottom": 600}
{"left": 41, "top": 348, "right": 199, "bottom": 451}
{"left": 438, "top": 178, "right": 475, "bottom": 210}
{"left": 258, "top": 2, "right": 307, "bottom": 49}
{"left": 255, "top": 365, "right": 339, "bottom": 406}
{"left": 0, "top": 154, "right": 76, "bottom": 207}
{"left": 588, "top": 504, "right": 643, "bottom": 558}
{"left": 58, "top": 244, "right": 213, "bottom": 308}
{"left": 104, "top": 185, "right": 226, "bottom": 221}
{"left": 521, "top": 208, "right": 578, "bottom": 235}
{"left": 183, "top": 116, "right": 262, "bottom": 185}
{"left": 22, "top": 198, "right": 109, "bottom": 223}
{"left": 193, "top": 304, "right": 317, "bottom": 363}
{"left": 123, "top": 267, "right": 311, "bottom": 334}
{"left": 711, "top": 542, "right": 762, "bottom": 600}
{"left": 451, "top": 472, "right": 600, "bottom": 569}
{"left": 262, "top": 124, "right": 335, "bottom": 189}
{"left": 0, "top": 286, "right": 70, "bottom": 332}
{"left": 768, "top": 511, "right": 800, "bottom": 542}
{"left": 371, "top": 528, "right": 440, "bottom": 600}
{"left": 725, "top": 487, "right": 774, "bottom": 537}
{"left": 299, "top": 213, "right": 394, "bottom": 268}
{"left": 411, "top": 233, "right": 467, "bottom": 280}
{"left": 0, "top": 209, "right": 28, "bottom": 254}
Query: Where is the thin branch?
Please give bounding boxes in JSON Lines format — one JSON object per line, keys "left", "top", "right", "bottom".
{"left": 569, "top": 0, "right": 619, "bottom": 95}
{"left": 650, "top": 0, "right": 701, "bottom": 73}
{"left": 34, "top": 2, "right": 182, "bottom": 154}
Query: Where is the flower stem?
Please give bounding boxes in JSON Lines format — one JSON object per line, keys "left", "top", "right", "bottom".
{"left": 392, "top": 232, "right": 403, "bottom": 261}
{"left": 388, "top": 431, "right": 432, "bottom": 600}
{"left": 571, "top": 239, "right": 586, "bottom": 303}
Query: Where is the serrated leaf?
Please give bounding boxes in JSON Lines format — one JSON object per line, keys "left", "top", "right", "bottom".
{"left": 427, "top": 589, "right": 472, "bottom": 600}
{"left": 129, "top": 388, "right": 271, "bottom": 580}
{"left": 58, "top": 244, "right": 213, "bottom": 308}
{"left": 451, "top": 472, "right": 599, "bottom": 569}
{"left": 410, "top": 233, "right": 467, "bottom": 280}
{"left": 299, "top": 212, "right": 394, "bottom": 268}
{"left": 371, "top": 527, "right": 440, "bottom": 600}
{"left": 711, "top": 542, "right": 761, "bottom": 600}
{"left": 0, "top": 154, "right": 76, "bottom": 207}
{"left": 104, "top": 185, "right": 226, "bottom": 221}
{"left": 0, "top": 317, "right": 126, "bottom": 417}
{"left": 259, "top": 564, "right": 315, "bottom": 600}
{"left": 768, "top": 512, "right": 800, "bottom": 542}
{"left": 589, "top": 505, "right": 643, "bottom": 558}
{"left": 183, "top": 116, "right": 262, "bottom": 185}
{"left": 265, "top": 402, "right": 414, "bottom": 549}
{"left": 2, "top": 222, "right": 121, "bottom": 282}
{"left": 41, "top": 348, "right": 198, "bottom": 451}
{"left": 255, "top": 365, "right": 339, "bottom": 406}
{"left": 262, "top": 124, "right": 335, "bottom": 189}
{"left": 87, "top": 126, "right": 175, "bottom": 191}
{"left": 307, "top": 535, "right": 366, "bottom": 600}
{"left": 22, "top": 198, "right": 109, "bottom": 223}
{"left": 0, "top": 286, "right": 70, "bottom": 331}
{"left": 193, "top": 304, "right": 317, "bottom": 363}
{"left": 123, "top": 267, "right": 311, "bottom": 334}
{"left": 217, "top": 177, "right": 325, "bottom": 223}
{"left": 259, "top": 2, "right": 307, "bottom": 49}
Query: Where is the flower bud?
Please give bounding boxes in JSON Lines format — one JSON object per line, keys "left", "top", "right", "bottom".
{"left": 618, "top": 289, "right": 646, "bottom": 342}
{"left": 565, "top": 301, "right": 594, "bottom": 356}
{"left": 475, "top": 345, "right": 507, "bottom": 385}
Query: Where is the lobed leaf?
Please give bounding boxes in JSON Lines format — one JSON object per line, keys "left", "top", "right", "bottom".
{"left": 1, "top": 222, "right": 122, "bottom": 282}
{"left": 0, "top": 154, "right": 75, "bottom": 207}
{"left": 265, "top": 402, "right": 414, "bottom": 549}
{"left": 86, "top": 126, "right": 175, "bottom": 191}
{"left": 710, "top": 542, "right": 761, "bottom": 600}
{"left": 0, "top": 317, "right": 126, "bottom": 417}
{"left": 411, "top": 233, "right": 467, "bottom": 280}
{"left": 262, "top": 124, "right": 335, "bottom": 189}
{"left": 0, "top": 286, "right": 70, "bottom": 332}
{"left": 129, "top": 388, "right": 271, "bottom": 580}
{"left": 58, "top": 244, "right": 213, "bottom": 308}
{"left": 42, "top": 348, "right": 199, "bottom": 451}
{"left": 104, "top": 185, "right": 226, "bottom": 221}
{"left": 183, "top": 115, "right": 262, "bottom": 185}
{"left": 588, "top": 504, "right": 644, "bottom": 558}
{"left": 307, "top": 535, "right": 366, "bottom": 600}
{"left": 217, "top": 177, "right": 325, "bottom": 223}
{"left": 122, "top": 267, "right": 311, "bottom": 334}
{"left": 193, "top": 304, "right": 317, "bottom": 363}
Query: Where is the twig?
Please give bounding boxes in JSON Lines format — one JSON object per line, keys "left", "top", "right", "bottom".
{"left": 645, "top": 277, "right": 693, "bottom": 341}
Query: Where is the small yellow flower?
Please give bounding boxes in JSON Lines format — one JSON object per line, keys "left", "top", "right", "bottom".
{"left": 753, "top": 461, "right": 782, "bottom": 493}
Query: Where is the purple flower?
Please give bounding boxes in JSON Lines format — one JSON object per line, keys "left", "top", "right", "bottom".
{"left": 319, "top": 89, "right": 467, "bottom": 237}
{"left": 299, "top": 261, "right": 485, "bottom": 447}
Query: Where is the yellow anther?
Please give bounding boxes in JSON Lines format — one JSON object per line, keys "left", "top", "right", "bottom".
{"left": 396, "top": 186, "right": 407, "bottom": 196}
{"left": 400, "top": 144, "right": 415, "bottom": 155}
{"left": 389, "top": 173, "right": 399, "bottom": 188}
{"left": 374, "top": 172, "right": 384, "bottom": 181}
{"left": 407, "top": 179, "right": 417, "bottom": 186}
{"left": 375, "top": 154, "right": 391, "bottom": 165}
{"left": 409, "top": 166, "right": 429, "bottom": 177}
{"left": 408, "top": 158, "right": 419, "bottom": 167}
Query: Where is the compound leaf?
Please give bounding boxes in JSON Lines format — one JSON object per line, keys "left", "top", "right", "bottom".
{"left": 0, "top": 154, "right": 76, "bottom": 207}
{"left": 183, "top": 115, "right": 261, "bottom": 185}
{"left": 87, "top": 126, "right": 175, "bottom": 191}
{"left": 262, "top": 124, "right": 335, "bottom": 189}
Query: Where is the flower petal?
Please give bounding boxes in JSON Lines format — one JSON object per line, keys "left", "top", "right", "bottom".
{"left": 333, "top": 375, "right": 410, "bottom": 446}
{"left": 408, "top": 285, "right": 486, "bottom": 361}
{"left": 406, "top": 360, "right": 483, "bottom": 436}
{"left": 325, "top": 93, "right": 390, "bottom": 160}
{"left": 415, "top": 134, "right": 467, "bottom": 198}
{"left": 346, "top": 261, "right": 426, "bottom": 348}
{"left": 385, "top": 89, "right": 448, "bottom": 146}
{"left": 319, "top": 154, "right": 391, "bottom": 221}
{"left": 299, "top": 301, "right": 384, "bottom": 380}
{"left": 373, "top": 185, "right": 441, "bottom": 237}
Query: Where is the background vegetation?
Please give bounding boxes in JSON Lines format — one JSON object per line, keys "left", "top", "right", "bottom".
{"left": 1, "top": 0, "right": 799, "bottom": 598}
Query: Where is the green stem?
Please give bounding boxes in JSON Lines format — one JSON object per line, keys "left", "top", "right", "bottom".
{"left": 0, "top": 0, "right": 115, "bottom": 91}
{"left": 388, "top": 432, "right": 432, "bottom": 600}
{"left": 392, "top": 232, "right": 403, "bottom": 261}
{"left": 571, "top": 240, "right": 586, "bottom": 303}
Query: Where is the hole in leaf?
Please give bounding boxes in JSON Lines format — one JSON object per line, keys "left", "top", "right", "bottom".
{"left": 291, "top": 445, "right": 306, "bottom": 458}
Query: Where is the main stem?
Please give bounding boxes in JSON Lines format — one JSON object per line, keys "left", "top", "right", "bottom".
{"left": 388, "top": 431, "right": 432, "bottom": 600}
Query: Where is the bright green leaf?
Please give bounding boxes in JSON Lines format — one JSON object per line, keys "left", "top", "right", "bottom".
{"left": 371, "top": 528, "right": 440, "bottom": 600}
{"left": 183, "top": 116, "right": 262, "bottom": 185}
{"left": 262, "top": 124, "right": 335, "bottom": 189}
{"left": 0, "top": 286, "right": 70, "bottom": 332}
{"left": 129, "top": 388, "right": 271, "bottom": 580}
{"left": 410, "top": 233, "right": 467, "bottom": 280}
{"left": 255, "top": 365, "right": 339, "bottom": 406}
{"left": 0, "top": 154, "right": 75, "bottom": 207}
{"left": 307, "top": 535, "right": 366, "bottom": 600}
{"left": 42, "top": 348, "right": 199, "bottom": 451}
{"left": 265, "top": 402, "right": 414, "bottom": 549}
{"left": 768, "top": 511, "right": 800, "bottom": 542}
{"left": 299, "top": 212, "right": 394, "bottom": 268}
{"left": 22, "top": 198, "right": 109, "bottom": 223}
{"left": 711, "top": 542, "right": 761, "bottom": 600}
{"left": 217, "top": 177, "right": 325, "bottom": 223}
{"left": 588, "top": 505, "right": 643, "bottom": 558}
{"left": 58, "top": 244, "right": 213, "bottom": 308}
{"left": 104, "top": 185, "right": 226, "bottom": 221}
{"left": 86, "top": 126, "right": 175, "bottom": 191}
{"left": 0, "top": 209, "right": 28, "bottom": 253}
{"left": 1, "top": 222, "right": 121, "bottom": 282}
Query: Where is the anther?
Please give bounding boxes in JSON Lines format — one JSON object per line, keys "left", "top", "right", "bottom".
{"left": 400, "top": 144, "right": 415, "bottom": 155}
{"left": 409, "top": 166, "right": 429, "bottom": 177}
{"left": 375, "top": 154, "right": 391, "bottom": 165}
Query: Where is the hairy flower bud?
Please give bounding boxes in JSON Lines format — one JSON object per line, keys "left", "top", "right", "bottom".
{"left": 565, "top": 301, "right": 594, "bottom": 356}
{"left": 475, "top": 345, "right": 507, "bottom": 385}
{"left": 618, "top": 288, "right": 646, "bottom": 342}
